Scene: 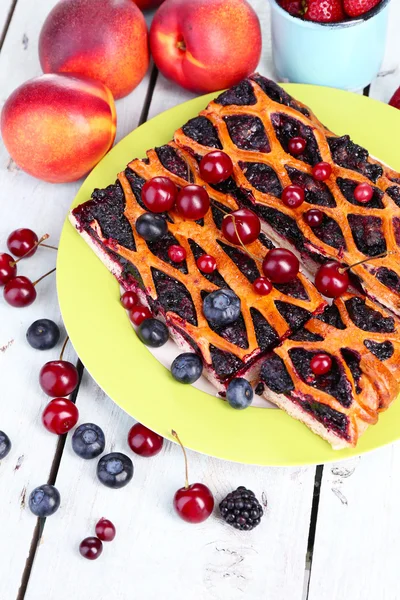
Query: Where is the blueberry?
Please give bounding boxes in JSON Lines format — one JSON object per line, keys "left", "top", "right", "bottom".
{"left": 226, "top": 378, "right": 253, "bottom": 410}
{"left": 29, "top": 484, "right": 60, "bottom": 517}
{"left": 137, "top": 318, "right": 169, "bottom": 348}
{"left": 0, "top": 431, "right": 11, "bottom": 459}
{"left": 203, "top": 289, "right": 241, "bottom": 327}
{"left": 135, "top": 213, "right": 167, "bottom": 242}
{"left": 72, "top": 423, "right": 105, "bottom": 459}
{"left": 97, "top": 452, "right": 133, "bottom": 489}
{"left": 26, "top": 319, "right": 60, "bottom": 350}
{"left": 171, "top": 352, "right": 203, "bottom": 384}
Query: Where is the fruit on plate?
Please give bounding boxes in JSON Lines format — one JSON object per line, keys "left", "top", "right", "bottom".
{"left": 149, "top": 0, "right": 262, "bottom": 93}
{"left": 303, "top": 0, "right": 345, "bottom": 22}
{"left": 1, "top": 74, "right": 116, "bottom": 183}
{"left": 343, "top": 0, "right": 381, "bottom": 17}
{"left": 133, "top": 0, "right": 165, "bottom": 9}
{"left": 226, "top": 378, "right": 253, "bottom": 410}
{"left": 39, "top": 0, "right": 149, "bottom": 100}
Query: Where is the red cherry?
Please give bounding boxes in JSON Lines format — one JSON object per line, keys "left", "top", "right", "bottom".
{"left": 253, "top": 277, "right": 273, "bottom": 295}
{"left": 304, "top": 209, "right": 324, "bottom": 227}
{"left": 281, "top": 185, "right": 305, "bottom": 209}
{"left": 128, "top": 422, "right": 164, "bottom": 457}
{"left": 221, "top": 209, "right": 261, "bottom": 245}
{"left": 314, "top": 261, "right": 349, "bottom": 298}
{"left": 0, "top": 253, "right": 17, "bottom": 286}
{"left": 42, "top": 398, "right": 79, "bottom": 435}
{"left": 312, "top": 162, "right": 332, "bottom": 181}
{"left": 168, "top": 244, "right": 187, "bottom": 263}
{"left": 288, "top": 137, "right": 306, "bottom": 155}
{"left": 310, "top": 353, "right": 332, "bottom": 376}
{"left": 95, "top": 518, "right": 116, "bottom": 542}
{"left": 3, "top": 276, "right": 36, "bottom": 307}
{"left": 39, "top": 360, "right": 79, "bottom": 397}
{"left": 7, "top": 228, "right": 38, "bottom": 258}
{"left": 176, "top": 185, "right": 210, "bottom": 220}
{"left": 120, "top": 291, "right": 139, "bottom": 310}
{"left": 354, "top": 183, "right": 373, "bottom": 203}
{"left": 79, "top": 537, "right": 103, "bottom": 560}
{"left": 141, "top": 177, "right": 177, "bottom": 213}
{"left": 129, "top": 305, "right": 152, "bottom": 326}
{"left": 199, "top": 151, "right": 233, "bottom": 184}
{"left": 262, "top": 248, "right": 299, "bottom": 283}
{"left": 196, "top": 254, "right": 217, "bottom": 274}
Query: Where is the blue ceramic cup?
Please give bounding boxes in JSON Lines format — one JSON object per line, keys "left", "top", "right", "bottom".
{"left": 269, "top": 0, "right": 391, "bottom": 90}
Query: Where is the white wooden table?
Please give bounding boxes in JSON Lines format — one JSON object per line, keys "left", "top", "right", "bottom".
{"left": 1, "top": 2, "right": 400, "bottom": 599}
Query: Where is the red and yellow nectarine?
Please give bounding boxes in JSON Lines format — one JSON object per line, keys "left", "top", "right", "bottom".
{"left": 1, "top": 74, "right": 116, "bottom": 183}
{"left": 39, "top": 0, "right": 149, "bottom": 100}
{"left": 149, "top": 0, "right": 262, "bottom": 93}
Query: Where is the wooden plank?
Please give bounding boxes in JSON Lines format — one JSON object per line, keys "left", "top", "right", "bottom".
{"left": 25, "top": 372, "right": 316, "bottom": 600}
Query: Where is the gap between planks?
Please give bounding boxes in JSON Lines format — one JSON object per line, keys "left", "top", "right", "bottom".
{"left": 0, "top": 0, "right": 18, "bottom": 52}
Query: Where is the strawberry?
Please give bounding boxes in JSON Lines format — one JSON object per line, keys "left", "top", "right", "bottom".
{"left": 343, "top": 0, "right": 381, "bottom": 17}
{"left": 303, "top": 0, "right": 345, "bottom": 22}
{"left": 389, "top": 87, "right": 400, "bottom": 110}
{"left": 278, "top": 0, "right": 304, "bottom": 16}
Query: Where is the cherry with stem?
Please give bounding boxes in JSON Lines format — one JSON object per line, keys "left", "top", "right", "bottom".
{"left": 3, "top": 267, "right": 56, "bottom": 307}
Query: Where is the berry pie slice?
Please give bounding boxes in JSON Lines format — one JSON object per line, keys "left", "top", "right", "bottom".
{"left": 70, "top": 144, "right": 325, "bottom": 392}
{"left": 174, "top": 74, "right": 400, "bottom": 317}
{"left": 257, "top": 293, "right": 400, "bottom": 449}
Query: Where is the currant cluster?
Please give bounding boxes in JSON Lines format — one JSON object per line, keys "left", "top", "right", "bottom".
{"left": 79, "top": 518, "right": 116, "bottom": 561}
{"left": 0, "top": 228, "right": 57, "bottom": 307}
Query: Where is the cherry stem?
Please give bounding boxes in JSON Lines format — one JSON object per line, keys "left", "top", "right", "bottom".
{"left": 227, "top": 214, "right": 263, "bottom": 264}
{"left": 41, "top": 243, "right": 58, "bottom": 251}
{"left": 340, "top": 251, "right": 394, "bottom": 273}
{"left": 171, "top": 430, "right": 189, "bottom": 489}
{"left": 11, "top": 234, "right": 51, "bottom": 266}
{"left": 32, "top": 267, "right": 56, "bottom": 287}
{"left": 59, "top": 336, "right": 69, "bottom": 362}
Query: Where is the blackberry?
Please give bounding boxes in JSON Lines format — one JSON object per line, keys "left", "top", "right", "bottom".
{"left": 219, "top": 486, "right": 264, "bottom": 531}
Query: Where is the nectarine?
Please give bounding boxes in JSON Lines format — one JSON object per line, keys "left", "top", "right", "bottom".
{"left": 1, "top": 74, "right": 116, "bottom": 183}
{"left": 39, "top": 0, "right": 149, "bottom": 100}
{"left": 149, "top": 0, "right": 262, "bottom": 93}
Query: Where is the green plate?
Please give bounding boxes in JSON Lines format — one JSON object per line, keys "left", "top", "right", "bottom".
{"left": 58, "top": 85, "right": 400, "bottom": 466}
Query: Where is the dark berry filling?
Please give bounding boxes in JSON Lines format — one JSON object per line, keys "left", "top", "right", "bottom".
{"left": 286, "top": 167, "right": 336, "bottom": 207}
{"left": 201, "top": 291, "right": 248, "bottom": 349}
{"left": 288, "top": 328, "right": 324, "bottom": 342}
{"left": 155, "top": 146, "right": 190, "bottom": 180}
{"left": 312, "top": 214, "right": 346, "bottom": 251}
{"left": 250, "top": 308, "right": 279, "bottom": 350}
{"left": 275, "top": 301, "right": 312, "bottom": 331}
{"left": 146, "top": 231, "right": 188, "bottom": 274}
{"left": 386, "top": 185, "right": 400, "bottom": 208}
{"left": 211, "top": 201, "right": 228, "bottom": 230}
{"left": 215, "top": 80, "right": 257, "bottom": 106}
{"left": 348, "top": 214, "right": 386, "bottom": 257}
{"left": 340, "top": 348, "right": 362, "bottom": 394}
{"left": 260, "top": 353, "right": 294, "bottom": 393}
{"left": 289, "top": 348, "right": 353, "bottom": 408}
{"left": 364, "top": 339, "right": 394, "bottom": 361}
{"left": 217, "top": 241, "right": 260, "bottom": 283}
{"left": 393, "top": 218, "right": 400, "bottom": 247}
{"left": 375, "top": 267, "right": 400, "bottom": 294}
{"left": 327, "top": 135, "right": 383, "bottom": 183}
{"left": 345, "top": 296, "right": 395, "bottom": 333}
{"left": 152, "top": 268, "right": 197, "bottom": 326}
{"left": 270, "top": 113, "right": 321, "bottom": 165}
{"left": 250, "top": 206, "right": 306, "bottom": 252}
{"left": 209, "top": 176, "right": 255, "bottom": 208}
{"left": 317, "top": 304, "right": 346, "bottom": 329}
{"left": 293, "top": 394, "right": 350, "bottom": 439}
{"left": 258, "top": 232, "right": 275, "bottom": 250}
{"left": 124, "top": 169, "right": 147, "bottom": 211}
{"left": 173, "top": 326, "right": 201, "bottom": 355}
{"left": 188, "top": 239, "right": 227, "bottom": 288}
{"left": 274, "top": 278, "right": 309, "bottom": 300}
{"left": 121, "top": 259, "right": 144, "bottom": 289}
{"left": 182, "top": 116, "right": 222, "bottom": 149}
{"left": 336, "top": 178, "right": 384, "bottom": 209}
{"left": 250, "top": 74, "right": 310, "bottom": 117}
{"left": 224, "top": 115, "right": 270, "bottom": 153}
{"left": 239, "top": 161, "right": 283, "bottom": 197}
{"left": 210, "top": 345, "right": 245, "bottom": 380}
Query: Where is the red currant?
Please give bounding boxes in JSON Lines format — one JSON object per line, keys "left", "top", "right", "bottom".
{"left": 304, "top": 209, "right": 324, "bottom": 227}
{"left": 39, "top": 360, "right": 79, "bottom": 397}
{"left": 3, "top": 276, "right": 36, "bottom": 307}
{"left": 253, "top": 277, "right": 273, "bottom": 295}
{"left": 196, "top": 254, "right": 217, "bottom": 274}
{"left": 7, "top": 228, "right": 38, "bottom": 258}
{"left": 354, "top": 183, "right": 373, "bottom": 203}
{"left": 141, "top": 177, "right": 177, "bottom": 213}
{"left": 0, "top": 253, "right": 17, "bottom": 286}
{"left": 129, "top": 305, "right": 152, "bottom": 326}
{"left": 128, "top": 423, "right": 164, "bottom": 457}
{"left": 310, "top": 353, "right": 332, "bottom": 376}
{"left": 199, "top": 151, "right": 233, "bottom": 184}
{"left": 281, "top": 185, "right": 305, "bottom": 209}
{"left": 120, "top": 291, "right": 139, "bottom": 310}
{"left": 168, "top": 244, "right": 187, "bottom": 263}
{"left": 42, "top": 398, "right": 79, "bottom": 435}
{"left": 221, "top": 209, "right": 261, "bottom": 245}
{"left": 95, "top": 518, "right": 116, "bottom": 542}
{"left": 176, "top": 185, "right": 210, "bottom": 220}
{"left": 288, "top": 137, "right": 306, "bottom": 155}
{"left": 79, "top": 537, "right": 103, "bottom": 560}
{"left": 312, "top": 162, "right": 332, "bottom": 181}
{"left": 262, "top": 248, "right": 299, "bottom": 283}
{"left": 314, "top": 261, "right": 349, "bottom": 298}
